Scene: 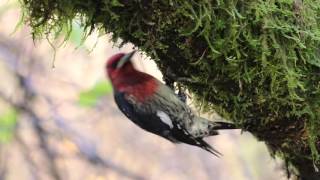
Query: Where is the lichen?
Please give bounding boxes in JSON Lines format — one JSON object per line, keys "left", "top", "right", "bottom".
{"left": 20, "top": 0, "right": 320, "bottom": 177}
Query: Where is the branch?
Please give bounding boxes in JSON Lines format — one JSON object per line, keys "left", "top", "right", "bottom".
{"left": 45, "top": 97, "right": 145, "bottom": 180}
{"left": 14, "top": 132, "right": 41, "bottom": 180}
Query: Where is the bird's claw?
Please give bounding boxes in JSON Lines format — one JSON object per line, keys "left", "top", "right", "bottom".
{"left": 163, "top": 67, "right": 189, "bottom": 103}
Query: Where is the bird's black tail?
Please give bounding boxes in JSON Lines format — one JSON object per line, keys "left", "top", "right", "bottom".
{"left": 209, "top": 121, "right": 237, "bottom": 130}
{"left": 196, "top": 138, "right": 222, "bottom": 157}
{"left": 192, "top": 117, "right": 237, "bottom": 137}
{"left": 206, "top": 121, "right": 237, "bottom": 137}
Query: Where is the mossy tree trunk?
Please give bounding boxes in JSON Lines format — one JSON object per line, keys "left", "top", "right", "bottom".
{"left": 21, "top": 0, "right": 320, "bottom": 179}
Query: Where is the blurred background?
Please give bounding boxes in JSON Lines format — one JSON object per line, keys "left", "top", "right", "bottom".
{"left": 0, "top": 1, "right": 288, "bottom": 180}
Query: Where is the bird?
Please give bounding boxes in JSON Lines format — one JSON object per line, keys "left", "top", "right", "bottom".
{"left": 106, "top": 51, "right": 236, "bottom": 156}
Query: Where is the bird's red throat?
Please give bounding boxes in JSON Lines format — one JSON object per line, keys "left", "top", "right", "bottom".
{"left": 112, "top": 70, "right": 158, "bottom": 102}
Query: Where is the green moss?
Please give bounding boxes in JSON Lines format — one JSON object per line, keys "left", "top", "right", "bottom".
{"left": 20, "top": 0, "right": 320, "bottom": 177}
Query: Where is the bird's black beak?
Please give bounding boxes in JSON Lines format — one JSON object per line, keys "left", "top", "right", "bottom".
{"left": 116, "top": 51, "right": 136, "bottom": 69}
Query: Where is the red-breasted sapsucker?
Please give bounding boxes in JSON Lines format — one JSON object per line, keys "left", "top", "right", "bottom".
{"left": 106, "top": 51, "right": 236, "bottom": 156}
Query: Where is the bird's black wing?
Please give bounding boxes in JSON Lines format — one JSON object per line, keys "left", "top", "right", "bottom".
{"left": 115, "top": 89, "right": 222, "bottom": 156}
{"left": 114, "top": 91, "right": 179, "bottom": 142}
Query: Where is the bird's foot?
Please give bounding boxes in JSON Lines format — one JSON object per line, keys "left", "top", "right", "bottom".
{"left": 163, "top": 67, "right": 192, "bottom": 103}
{"left": 177, "top": 85, "right": 187, "bottom": 103}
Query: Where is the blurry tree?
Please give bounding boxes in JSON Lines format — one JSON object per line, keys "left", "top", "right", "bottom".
{"left": 18, "top": 0, "right": 320, "bottom": 179}
{"left": 0, "top": 2, "right": 146, "bottom": 179}
{"left": 0, "top": 33, "right": 145, "bottom": 179}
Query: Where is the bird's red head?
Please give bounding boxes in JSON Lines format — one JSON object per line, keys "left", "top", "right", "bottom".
{"left": 106, "top": 51, "right": 136, "bottom": 80}
{"left": 106, "top": 51, "right": 158, "bottom": 100}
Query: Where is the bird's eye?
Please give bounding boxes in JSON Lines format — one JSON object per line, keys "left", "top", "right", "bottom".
{"left": 111, "top": 61, "right": 118, "bottom": 69}
{"left": 108, "top": 60, "right": 118, "bottom": 69}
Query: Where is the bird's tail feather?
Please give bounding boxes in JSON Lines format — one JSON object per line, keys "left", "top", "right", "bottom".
{"left": 192, "top": 117, "right": 237, "bottom": 137}
{"left": 209, "top": 121, "right": 237, "bottom": 130}
{"left": 197, "top": 138, "right": 222, "bottom": 157}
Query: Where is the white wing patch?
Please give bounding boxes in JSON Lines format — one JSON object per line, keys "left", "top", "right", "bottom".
{"left": 156, "top": 111, "right": 173, "bottom": 128}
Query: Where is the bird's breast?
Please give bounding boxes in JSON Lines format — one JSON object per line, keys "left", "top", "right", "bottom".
{"left": 122, "top": 80, "right": 158, "bottom": 102}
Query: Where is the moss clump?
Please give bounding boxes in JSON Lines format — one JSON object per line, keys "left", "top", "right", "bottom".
{"left": 20, "top": 0, "right": 320, "bottom": 178}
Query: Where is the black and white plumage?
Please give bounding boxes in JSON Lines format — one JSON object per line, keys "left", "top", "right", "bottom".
{"left": 106, "top": 51, "right": 236, "bottom": 156}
